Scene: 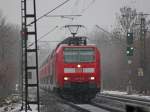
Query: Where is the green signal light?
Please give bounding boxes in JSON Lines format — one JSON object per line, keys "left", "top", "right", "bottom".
{"left": 126, "top": 46, "right": 134, "bottom": 56}
{"left": 126, "top": 51, "right": 130, "bottom": 54}
{"left": 131, "top": 47, "right": 134, "bottom": 50}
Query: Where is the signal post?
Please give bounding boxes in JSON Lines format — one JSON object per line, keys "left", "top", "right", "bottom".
{"left": 126, "top": 32, "right": 134, "bottom": 94}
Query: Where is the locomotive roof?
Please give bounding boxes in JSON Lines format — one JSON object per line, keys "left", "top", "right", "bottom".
{"left": 56, "top": 36, "right": 87, "bottom": 48}
{"left": 58, "top": 44, "right": 97, "bottom": 47}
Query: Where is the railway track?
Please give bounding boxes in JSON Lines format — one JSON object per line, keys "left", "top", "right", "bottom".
{"left": 40, "top": 89, "right": 116, "bottom": 112}
{"left": 95, "top": 93, "right": 150, "bottom": 112}
{"left": 91, "top": 100, "right": 124, "bottom": 112}
{"left": 58, "top": 99, "right": 111, "bottom": 112}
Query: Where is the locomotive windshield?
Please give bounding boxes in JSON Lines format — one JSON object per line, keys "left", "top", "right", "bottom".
{"left": 64, "top": 47, "right": 95, "bottom": 63}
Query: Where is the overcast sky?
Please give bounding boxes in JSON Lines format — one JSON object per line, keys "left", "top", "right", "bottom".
{"left": 0, "top": 0, "right": 150, "bottom": 48}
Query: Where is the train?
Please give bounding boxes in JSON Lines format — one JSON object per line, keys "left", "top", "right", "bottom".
{"left": 39, "top": 36, "right": 101, "bottom": 102}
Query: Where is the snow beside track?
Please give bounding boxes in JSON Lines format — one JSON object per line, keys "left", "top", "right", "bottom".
{"left": 101, "top": 90, "right": 150, "bottom": 100}
{"left": 0, "top": 104, "right": 38, "bottom": 112}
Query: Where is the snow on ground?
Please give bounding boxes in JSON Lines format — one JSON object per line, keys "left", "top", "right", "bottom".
{"left": 102, "top": 90, "right": 127, "bottom": 95}
{"left": 0, "top": 104, "right": 38, "bottom": 112}
{"left": 0, "top": 107, "right": 6, "bottom": 112}
{"left": 101, "top": 90, "right": 150, "bottom": 100}
{"left": 15, "top": 104, "right": 37, "bottom": 112}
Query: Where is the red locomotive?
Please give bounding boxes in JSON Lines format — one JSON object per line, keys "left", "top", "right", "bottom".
{"left": 39, "top": 37, "right": 101, "bottom": 101}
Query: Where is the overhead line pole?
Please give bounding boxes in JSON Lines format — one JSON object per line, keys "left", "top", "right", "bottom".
{"left": 21, "top": 0, "right": 40, "bottom": 111}
{"left": 133, "top": 13, "right": 150, "bottom": 77}
{"left": 139, "top": 16, "right": 146, "bottom": 76}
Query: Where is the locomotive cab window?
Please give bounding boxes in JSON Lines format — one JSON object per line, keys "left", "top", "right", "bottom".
{"left": 64, "top": 47, "right": 95, "bottom": 63}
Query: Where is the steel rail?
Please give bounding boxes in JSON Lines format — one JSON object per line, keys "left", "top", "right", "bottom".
{"left": 97, "top": 93, "right": 150, "bottom": 112}
{"left": 91, "top": 101, "right": 124, "bottom": 112}
{"left": 40, "top": 88, "right": 114, "bottom": 112}
{"left": 98, "top": 93, "right": 150, "bottom": 107}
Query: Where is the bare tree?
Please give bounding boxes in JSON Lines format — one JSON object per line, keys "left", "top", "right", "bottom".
{"left": 0, "top": 12, "right": 21, "bottom": 96}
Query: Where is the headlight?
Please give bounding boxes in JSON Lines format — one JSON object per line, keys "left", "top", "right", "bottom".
{"left": 77, "top": 64, "right": 81, "bottom": 68}
{"left": 64, "top": 77, "right": 69, "bottom": 80}
{"left": 90, "top": 77, "right": 95, "bottom": 80}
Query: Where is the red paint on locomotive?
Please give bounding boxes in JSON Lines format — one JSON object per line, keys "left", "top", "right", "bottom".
{"left": 39, "top": 41, "right": 101, "bottom": 100}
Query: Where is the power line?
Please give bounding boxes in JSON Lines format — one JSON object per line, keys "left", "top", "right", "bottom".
{"left": 28, "top": 26, "right": 58, "bottom": 48}
{"left": 38, "top": 40, "right": 61, "bottom": 43}
{"left": 96, "top": 25, "right": 124, "bottom": 41}
{"left": 28, "top": 0, "right": 71, "bottom": 26}
{"left": 81, "top": 0, "right": 96, "bottom": 13}
{"left": 95, "top": 25, "right": 112, "bottom": 37}
{"left": 95, "top": 25, "right": 126, "bottom": 47}
{"left": 38, "top": 26, "right": 58, "bottom": 40}
{"left": 46, "top": 15, "right": 82, "bottom": 17}
{"left": 46, "top": 14, "right": 82, "bottom": 20}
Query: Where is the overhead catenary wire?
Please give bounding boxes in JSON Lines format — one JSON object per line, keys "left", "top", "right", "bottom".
{"left": 96, "top": 25, "right": 125, "bottom": 41}
{"left": 38, "top": 40, "right": 61, "bottom": 43}
{"left": 28, "top": 26, "right": 58, "bottom": 48}
{"left": 46, "top": 14, "right": 82, "bottom": 20}
{"left": 81, "top": 0, "right": 96, "bottom": 13}
{"left": 46, "top": 15, "right": 82, "bottom": 17}
{"left": 27, "top": 0, "right": 97, "bottom": 48}
{"left": 95, "top": 25, "right": 126, "bottom": 47}
{"left": 28, "top": 0, "right": 71, "bottom": 26}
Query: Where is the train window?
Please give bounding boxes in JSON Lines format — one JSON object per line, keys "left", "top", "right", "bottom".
{"left": 64, "top": 48, "right": 95, "bottom": 63}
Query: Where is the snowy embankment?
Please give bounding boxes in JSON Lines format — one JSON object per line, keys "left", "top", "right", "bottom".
{"left": 0, "top": 94, "right": 38, "bottom": 112}
{"left": 101, "top": 90, "right": 150, "bottom": 100}
{"left": 0, "top": 103, "right": 38, "bottom": 112}
{"left": 13, "top": 104, "right": 37, "bottom": 112}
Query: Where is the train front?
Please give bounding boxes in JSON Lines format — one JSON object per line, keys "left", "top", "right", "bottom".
{"left": 56, "top": 44, "right": 101, "bottom": 100}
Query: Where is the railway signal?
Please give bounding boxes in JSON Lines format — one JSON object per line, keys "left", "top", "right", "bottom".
{"left": 127, "top": 32, "right": 133, "bottom": 45}
{"left": 126, "top": 46, "right": 134, "bottom": 56}
{"left": 126, "top": 32, "right": 134, "bottom": 56}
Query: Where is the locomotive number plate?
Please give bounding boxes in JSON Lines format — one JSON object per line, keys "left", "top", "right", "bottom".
{"left": 75, "top": 68, "right": 83, "bottom": 73}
